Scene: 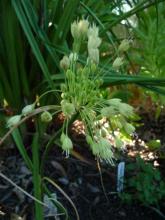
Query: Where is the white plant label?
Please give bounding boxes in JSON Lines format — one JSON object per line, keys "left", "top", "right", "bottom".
{"left": 117, "top": 161, "right": 125, "bottom": 192}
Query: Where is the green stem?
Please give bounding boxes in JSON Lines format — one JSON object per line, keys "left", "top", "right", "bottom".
{"left": 12, "top": 128, "right": 33, "bottom": 170}
{"left": 32, "top": 132, "right": 44, "bottom": 220}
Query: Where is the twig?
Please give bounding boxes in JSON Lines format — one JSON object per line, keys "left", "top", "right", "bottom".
{"left": 0, "top": 172, "right": 48, "bottom": 208}
{"left": 97, "top": 160, "right": 109, "bottom": 203}
{"left": 0, "top": 105, "right": 60, "bottom": 146}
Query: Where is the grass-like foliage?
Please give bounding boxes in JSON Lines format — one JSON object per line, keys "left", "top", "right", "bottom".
{"left": 0, "top": 0, "right": 165, "bottom": 219}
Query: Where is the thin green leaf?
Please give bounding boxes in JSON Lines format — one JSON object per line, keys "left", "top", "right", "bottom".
{"left": 12, "top": 128, "right": 33, "bottom": 170}
{"left": 12, "top": 0, "right": 54, "bottom": 89}
{"left": 32, "top": 132, "right": 44, "bottom": 220}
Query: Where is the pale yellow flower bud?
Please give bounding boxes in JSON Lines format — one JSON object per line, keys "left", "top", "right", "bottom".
{"left": 71, "top": 19, "right": 89, "bottom": 40}
{"left": 78, "top": 19, "right": 89, "bottom": 39}
{"left": 112, "top": 57, "right": 123, "bottom": 69}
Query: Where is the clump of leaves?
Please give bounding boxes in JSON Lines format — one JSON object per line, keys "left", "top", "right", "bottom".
{"left": 120, "top": 157, "right": 165, "bottom": 206}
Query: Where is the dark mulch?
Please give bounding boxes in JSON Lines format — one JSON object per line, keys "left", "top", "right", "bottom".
{"left": 0, "top": 111, "right": 165, "bottom": 220}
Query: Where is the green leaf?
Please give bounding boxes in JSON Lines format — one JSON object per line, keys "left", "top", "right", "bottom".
{"left": 12, "top": 0, "right": 54, "bottom": 89}
{"left": 146, "top": 139, "right": 161, "bottom": 150}
{"left": 12, "top": 128, "right": 33, "bottom": 170}
{"left": 32, "top": 132, "right": 44, "bottom": 220}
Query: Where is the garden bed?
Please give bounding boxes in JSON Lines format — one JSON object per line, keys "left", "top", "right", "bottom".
{"left": 0, "top": 111, "right": 165, "bottom": 220}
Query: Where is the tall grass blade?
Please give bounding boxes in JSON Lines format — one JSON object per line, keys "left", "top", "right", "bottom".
{"left": 12, "top": 0, "right": 54, "bottom": 89}
{"left": 32, "top": 132, "right": 44, "bottom": 220}
{"left": 12, "top": 128, "right": 33, "bottom": 170}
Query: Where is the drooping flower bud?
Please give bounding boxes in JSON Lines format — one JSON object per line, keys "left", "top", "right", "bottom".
{"left": 112, "top": 57, "right": 123, "bottom": 69}
{"left": 7, "top": 115, "right": 21, "bottom": 127}
{"left": 118, "top": 39, "right": 130, "bottom": 52}
{"left": 60, "top": 133, "right": 73, "bottom": 157}
{"left": 60, "top": 55, "right": 70, "bottom": 70}
{"left": 89, "top": 137, "right": 114, "bottom": 164}
{"left": 98, "top": 138, "right": 114, "bottom": 164}
{"left": 22, "top": 103, "right": 35, "bottom": 116}
{"left": 41, "top": 111, "right": 52, "bottom": 123}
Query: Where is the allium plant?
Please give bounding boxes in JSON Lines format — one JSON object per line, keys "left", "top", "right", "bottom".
{"left": 59, "top": 19, "right": 135, "bottom": 164}
{"left": 6, "top": 19, "right": 135, "bottom": 165}
{"left": 3, "top": 19, "right": 135, "bottom": 220}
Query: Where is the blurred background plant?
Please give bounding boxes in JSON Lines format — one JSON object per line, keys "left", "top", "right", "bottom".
{"left": 1, "top": 0, "right": 165, "bottom": 113}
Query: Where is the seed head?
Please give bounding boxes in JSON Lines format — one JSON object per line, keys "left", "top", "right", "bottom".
{"left": 41, "top": 111, "right": 52, "bottom": 123}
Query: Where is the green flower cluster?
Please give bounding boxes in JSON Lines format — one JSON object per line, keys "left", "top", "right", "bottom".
{"left": 59, "top": 19, "right": 135, "bottom": 164}
{"left": 6, "top": 20, "right": 135, "bottom": 165}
